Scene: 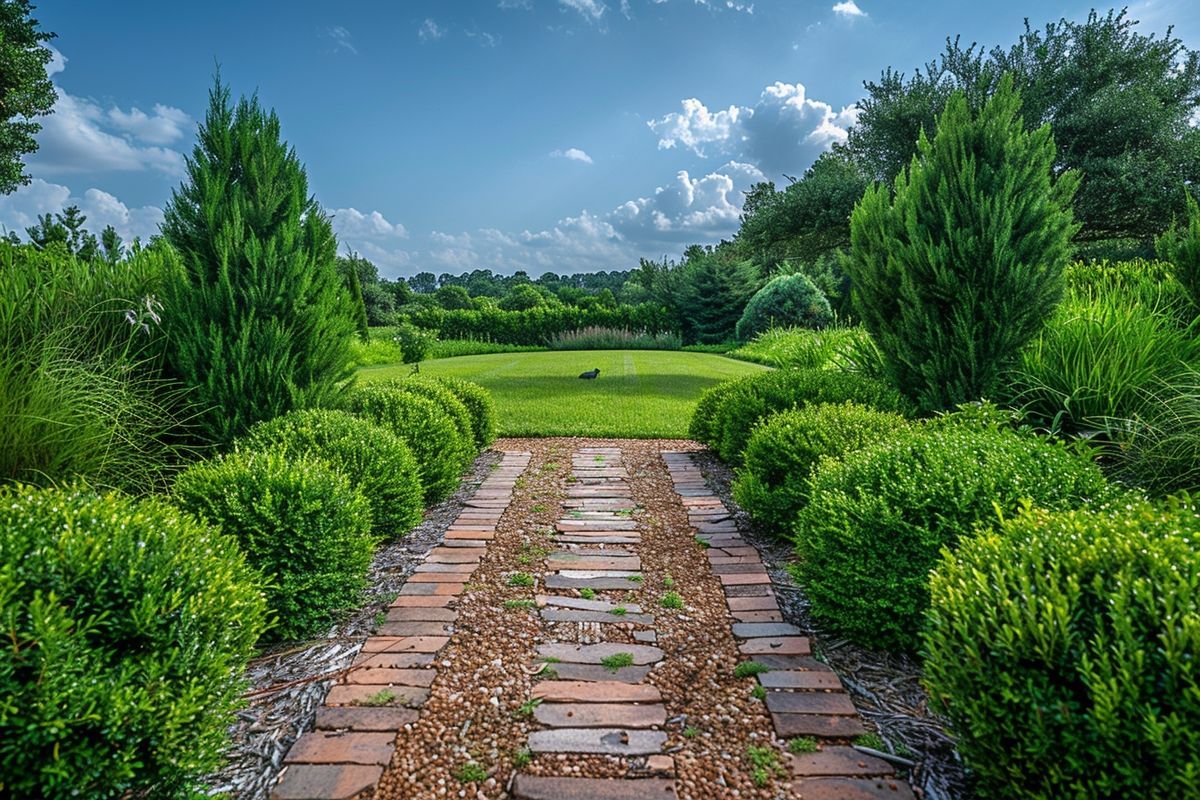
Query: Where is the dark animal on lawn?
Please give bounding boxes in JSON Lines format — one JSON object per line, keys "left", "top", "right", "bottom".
{"left": 578, "top": 368, "right": 600, "bottom": 380}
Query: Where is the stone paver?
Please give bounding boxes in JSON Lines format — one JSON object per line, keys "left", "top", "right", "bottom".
{"left": 527, "top": 727, "right": 668, "bottom": 755}
{"left": 537, "top": 642, "right": 663, "bottom": 665}
{"left": 533, "top": 702, "right": 667, "bottom": 728}
{"left": 512, "top": 776, "right": 677, "bottom": 800}
{"left": 532, "top": 681, "right": 663, "bottom": 703}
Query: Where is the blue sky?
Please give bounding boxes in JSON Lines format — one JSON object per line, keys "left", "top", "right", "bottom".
{"left": 3, "top": 0, "right": 1196, "bottom": 277}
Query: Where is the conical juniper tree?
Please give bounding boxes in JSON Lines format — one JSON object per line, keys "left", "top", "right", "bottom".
{"left": 845, "top": 74, "right": 1079, "bottom": 413}
{"left": 163, "top": 80, "right": 354, "bottom": 444}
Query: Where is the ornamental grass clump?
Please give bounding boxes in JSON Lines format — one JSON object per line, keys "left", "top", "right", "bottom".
{"left": 733, "top": 402, "right": 909, "bottom": 536}
{"left": 240, "top": 408, "right": 423, "bottom": 540}
{"left": 924, "top": 501, "right": 1200, "bottom": 799}
{"left": 0, "top": 484, "right": 267, "bottom": 798}
{"left": 173, "top": 449, "right": 372, "bottom": 641}
{"left": 792, "top": 424, "right": 1111, "bottom": 650}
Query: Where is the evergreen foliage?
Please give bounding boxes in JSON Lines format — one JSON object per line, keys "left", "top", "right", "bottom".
{"left": 346, "top": 264, "right": 370, "bottom": 342}
{"left": 1157, "top": 193, "right": 1200, "bottom": 314}
{"left": 847, "top": 76, "right": 1078, "bottom": 412}
{"left": 161, "top": 80, "right": 354, "bottom": 445}
{"left": 0, "top": 484, "right": 267, "bottom": 797}
{"left": 679, "top": 254, "right": 760, "bottom": 344}
{"left": 735, "top": 273, "right": 833, "bottom": 342}
{"left": 433, "top": 376, "right": 497, "bottom": 448}
{"left": 925, "top": 501, "right": 1200, "bottom": 799}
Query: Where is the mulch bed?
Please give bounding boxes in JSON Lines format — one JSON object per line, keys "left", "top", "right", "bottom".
{"left": 206, "top": 450, "right": 502, "bottom": 800}
{"left": 690, "top": 449, "right": 972, "bottom": 800}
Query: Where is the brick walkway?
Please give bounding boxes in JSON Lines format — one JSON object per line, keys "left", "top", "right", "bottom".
{"left": 270, "top": 443, "right": 915, "bottom": 800}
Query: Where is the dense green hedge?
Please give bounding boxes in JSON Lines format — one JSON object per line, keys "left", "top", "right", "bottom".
{"left": 241, "top": 409, "right": 423, "bottom": 540}
{"left": 394, "top": 379, "right": 475, "bottom": 469}
{"left": 793, "top": 424, "right": 1111, "bottom": 650}
{"left": 0, "top": 484, "right": 266, "bottom": 797}
{"left": 432, "top": 376, "right": 497, "bottom": 448}
{"left": 174, "top": 449, "right": 373, "bottom": 641}
{"left": 407, "top": 302, "right": 675, "bottom": 345}
{"left": 344, "top": 383, "right": 466, "bottom": 502}
{"left": 925, "top": 501, "right": 1200, "bottom": 799}
{"left": 733, "top": 402, "right": 909, "bottom": 536}
{"left": 694, "top": 368, "right": 914, "bottom": 463}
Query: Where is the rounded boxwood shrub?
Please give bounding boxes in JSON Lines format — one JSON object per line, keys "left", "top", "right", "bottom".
{"left": 392, "top": 379, "right": 475, "bottom": 467}
{"left": 735, "top": 273, "right": 834, "bottom": 342}
{"left": 0, "top": 484, "right": 267, "bottom": 798}
{"left": 344, "top": 383, "right": 465, "bottom": 502}
{"left": 792, "top": 425, "right": 1111, "bottom": 650}
{"left": 433, "top": 376, "right": 497, "bottom": 448}
{"left": 715, "top": 368, "right": 914, "bottom": 464}
{"left": 733, "top": 402, "right": 909, "bottom": 536}
{"left": 925, "top": 501, "right": 1200, "bottom": 799}
{"left": 173, "top": 449, "right": 373, "bottom": 641}
{"left": 689, "top": 376, "right": 755, "bottom": 446}
{"left": 240, "top": 409, "right": 423, "bottom": 540}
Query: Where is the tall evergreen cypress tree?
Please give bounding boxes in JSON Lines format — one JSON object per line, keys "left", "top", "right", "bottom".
{"left": 846, "top": 75, "right": 1079, "bottom": 412}
{"left": 163, "top": 80, "right": 354, "bottom": 444}
{"left": 345, "top": 265, "right": 370, "bottom": 342}
{"left": 680, "top": 255, "right": 760, "bottom": 344}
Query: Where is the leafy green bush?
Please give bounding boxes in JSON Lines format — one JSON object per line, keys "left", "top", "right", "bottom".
{"left": 343, "top": 383, "right": 466, "bottom": 502}
{"left": 1157, "top": 192, "right": 1200, "bottom": 315}
{"left": 0, "top": 241, "right": 185, "bottom": 493}
{"left": 426, "top": 339, "right": 545, "bottom": 359}
{"left": 548, "top": 326, "right": 683, "bottom": 350}
{"left": 733, "top": 403, "right": 909, "bottom": 536}
{"left": 173, "top": 449, "right": 372, "bottom": 641}
{"left": 712, "top": 368, "right": 914, "bottom": 463}
{"left": 793, "top": 424, "right": 1111, "bottom": 650}
{"left": 433, "top": 376, "right": 497, "bottom": 448}
{"left": 847, "top": 76, "right": 1079, "bottom": 412}
{"left": 393, "top": 321, "right": 436, "bottom": 363}
{"left": 1008, "top": 283, "right": 1200, "bottom": 434}
{"left": 924, "top": 501, "right": 1200, "bottom": 799}
{"left": 729, "top": 326, "right": 868, "bottom": 370}
{"left": 393, "top": 379, "right": 476, "bottom": 468}
{"left": 735, "top": 273, "right": 833, "bottom": 341}
{"left": 689, "top": 376, "right": 756, "bottom": 446}
{"left": 240, "top": 409, "right": 423, "bottom": 539}
{"left": 349, "top": 335, "right": 406, "bottom": 367}
{"left": 0, "top": 484, "right": 267, "bottom": 797}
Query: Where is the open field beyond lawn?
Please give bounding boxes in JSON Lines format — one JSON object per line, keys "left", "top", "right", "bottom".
{"left": 358, "top": 350, "right": 769, "bottom": 438}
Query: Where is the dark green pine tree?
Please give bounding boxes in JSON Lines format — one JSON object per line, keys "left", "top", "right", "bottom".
{"left": 162, "top": 80, "right": 355, "bottom": 444}
{"left": 846, "top": 74, "right": 1079, "bottom": 412}
{"left": 680, "top": 254, "right": 760, "bottom": 344}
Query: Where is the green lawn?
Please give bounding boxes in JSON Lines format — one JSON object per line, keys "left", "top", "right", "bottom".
{"left": 358, "top": 350, "right": 769, "bottom": 438}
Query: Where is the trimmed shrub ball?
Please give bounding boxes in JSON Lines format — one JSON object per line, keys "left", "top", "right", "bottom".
{"left": 925, "top": 501, "right": 1200, "bottom": 799}
{"left": 735, "top": 272, "right": 834, "bottom": 342}
{"left": 733, "top": 402, "right": 909, "bottom": 536}
{"left": 173, "top": 449, "right": 373, "bottom": 641}
{"left": 689, "top": 375, "right": 755, "bottom": 447}
{"left": 792, "top": 424, "right": 1112, "bottom": 650}
{"left": 433, "top": 376, "right": 497, "bottom": 448}
{"left": 343, "top": 383, "right": 466, "bottom": 502}
{"left": 714, "top": 368, "right": 914, "bottom": 464}
{"left": 240, "top": 408, "right": 423, "bottom": 540}
{"left": 0, "top": 484, "right": 267, "bottom": 798}
{"left": 390, "top": 378, "right": 475, "bottom": 468}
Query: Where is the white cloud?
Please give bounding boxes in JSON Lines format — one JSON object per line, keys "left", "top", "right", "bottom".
{"left": 419, "top": 19, "right": 446, "bottom": 42}
{"left": 465, "top": 27, "right": 501, "bottom": 47}
{"left": 330, "top": 207, "right": 412, "bottom": 275}
{"left": 406, "top": 159, "right": 765, "bottom": 275}
{"left": 0, "top": 178, "right": 163, "bottom": 244}
{"left": 559, "top": 0, "right": 607, "bottom": 23}
{"left": 551, "top": 147, "right": 594, "bottom": 164}
{"left": 499, "top": 0, "right": 532, "bottom": 8}
{"left": 29, "top": 50, "right": 190, "bottom": 177}
{"left": 648, "top": 81, "right": 858, "bottom": 177}
{"left": 106, "top": 103, "right": 191, "bottom": 146}
{"left": 47, "top": 45, "right": 66, "bottom": 76}
{"left": 832, "top": 1, "right": 866, "bottom": 18}
{"left": 325, "top": 26, "right": 358, "bottom": 54}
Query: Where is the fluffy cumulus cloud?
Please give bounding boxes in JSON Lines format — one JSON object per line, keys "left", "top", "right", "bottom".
{"left": 418, "top": 19, "right": 446, "bottom": 42}
{"left": 0, "top": 178, "right": 164, "bottom": 244}
{"left": 408, "top": 160, "right": 763, "bottom": 275}
{"left": 648, "top": 81, "right": 858, "bottom": 177}
{"left": 551, "top": 147, "right": 594, "bottom": 164}
{"left": 832, "top": 1, "right": 866, "bottom": 18}
{"left": 30, "top": 50, "right": 190, "bottom": 177}
{"left": 330, "top": 207, "right": 412, "bottom": 273}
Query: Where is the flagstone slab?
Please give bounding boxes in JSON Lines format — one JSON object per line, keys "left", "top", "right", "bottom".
{"left": 790, "top": 777, "right": 915, "bottom": 799}
{"left": 532, "top": 681, "right": 662, "bottom": 703}
{"left": 342, "top": 667, "right": 436, "bottom": 687}
{"left": 758, "top": 671, "right": 844, "bottom": 690}
{"left": 766, "top": 691, "right": 858, "bottom": 716}
{"left": 528, "top": 728, "right": 668, "bottom": 755}
{"left": 546, "top": 575, "right": 645, "bottom": 590}
{"left": 445, "top": 529, "right": 495, "bottom": 540}
{"left": 284, "top": 732, "right": 395, "bottom": 765}
{"left": 511, "top": 775, "right": 676, "bottom": 800}
{"left": 537, "top": 595, "right": 643, "bottom": 613}
{"left": 541, "top": 608, "right": 655, "bottom": 625}
{"left": 384, "top": 606, "right": 458, "bottom": 622}
{"left": 739, "top": 636, "right": 811, "bottom": 655}
{"left": 772, "top": 712, "right": 867, "bottom": 739}
{"left": 272, "top": 764, "right": 384, "bottom": 800}
{"left": 731, "top": 622, "right": 805, "bottom": 638}
{"left": 361, "top": 636, "right": 449, "bottom": 653}
{"left": 374, "top": 621, "right": 453, "bottom": 637}
{"left": 315, "top": 706, "right": 419, "bottom": 731}
{"left": 537, "top": 642, "right": 663, "bottom": 664}
{"left": 547, "top": 663, "right": 652, "bottom": 683}
{"left": 351, "top": 652, "right": 435, "bottom": 669}
{"left": 557, "top": 520, "right": 638, "bottom": 531}
{"left": 534, "top": 702, "right": 667, "bottom": 728}
{"left": 730, "top": 610, "right": 784, "bottom": 623}
{"left": 414, "top": 562, "right": 476, "bottom": 573}
{"left": 726, "top": 595, "right": 779, "bottom": 612}
{"left": 788, "top": 747, "right": 895, "bottom": 778}
{"left": 425, "top": 549, "right": 485, "bottom": 563}
{"left": 546, "top": 556, "right": 642, "bottom": 571}
{"left": 556, "top": 534, "right": 641, "bottom": 544}
{"left": 324, "top": 684, "right": 431, "bottom": 708}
